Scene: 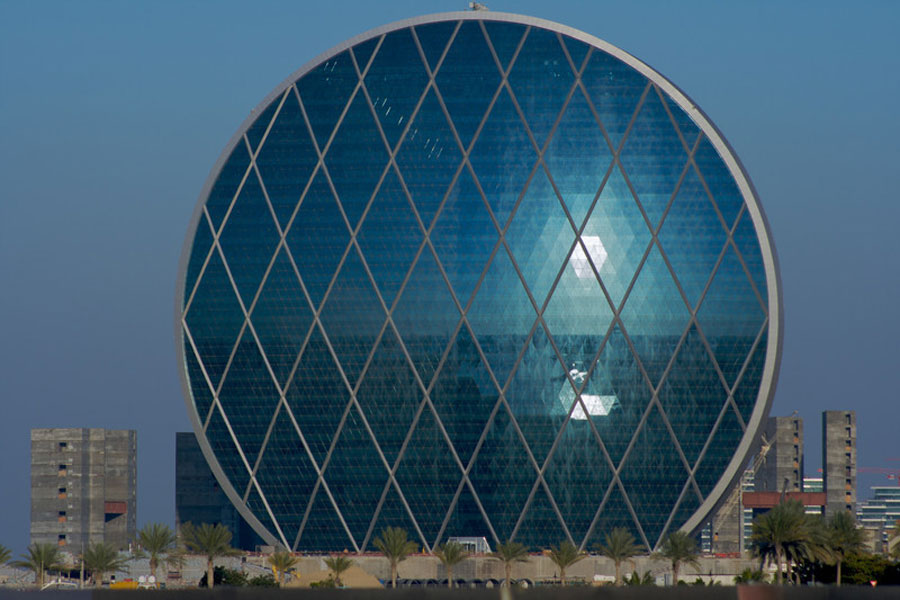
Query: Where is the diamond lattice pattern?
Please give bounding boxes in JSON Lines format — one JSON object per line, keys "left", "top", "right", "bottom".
{"left": 181, "top": 19, "right": 770, "bottom": 552}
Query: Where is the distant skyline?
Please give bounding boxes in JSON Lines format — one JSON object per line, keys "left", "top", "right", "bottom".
{"left": 1, "top": 0, "right": 898, "bottom": 553}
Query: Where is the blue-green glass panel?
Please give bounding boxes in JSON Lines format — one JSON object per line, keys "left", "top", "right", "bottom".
{"left": 414, "top": 21, "right": 457, "bottom": 73}
{"left": 250, "top": 247, "right": 313, "bottom": 387}
{"left": 356, "top": 167, "right": 422, "bottom": 306}
{"left": 482, "top": 21, "right": 526, "bottom": 73}
{"left": 507, "top": 26, "right": 574, "bottom": 149}
{"left": 619, "top": 87, "right": 688, "bottom": 230}
{"left": 506, "top": 323, "right": 568, "bottom": 464}
{"left": 318, "top": 246, "right": 384, "bottom": 386}
{"left": 620, "top": 246, "right": 691, "bottom": 387}
{"left": 395, "top": 406, "right": 462, "bottom": 545}
{"left": 442, "top": 483, "right": 494, "bottom": 547}
{"left": 581, "top": 50, "right": 648, "bottom": 151}
{"left": 618, "top": 406, "right": 690, "bottom": 548}
{"left": 658, "top": 325, "right": 728, "bottom": 468}
{"left": 184, "top": 249, "right": 244, "bottom": 389}
{"left": 296, "top": 51, "right": 358, "bottom": 150}
{"left": 185, "top": 214, "right": 215, "bottom": 301}
{"left": 185, "top": 338, "right": 214, "bottom": 422}
{"left": 395, "top": 89, "right": 463, "bottom": 229}
{"left": 245, "top": 97, "right": 280, "bottom": 156}
{"left": 285, "top": 170, "right": 349, "bottom": 311}
{"left": 367, "top": 482, "right": 423, "bottom": 551}
{"left": 355, "top": 327, "right": 420, "bottom": 466}
{"left": 351, "top": 37, "right": 379, "bottom": 72}
{"left": 253, "top": 409, "right": 316, "bottom": 545}
{"left": 516, "top": 485, "right": 568, "bottom": 548}
{"left": 658, "top": 165, "right": 728, "bottom": 309}
{"left": 430, "top": 167, "right": 497, "bottom": 307}
{"left": 430, "top": 324, "right": 498, "bottom": 465}
{"left": 217, "top": 330, "right": 279, "bottom": 467}
{"left": 544, "top": 240, "right": 615, "bottom": 367}
{"left": 245, "top": 483, "right": 282, "bottom": 545}
{"left": 588, "top": 324, "right": 652, "bottom": 466}
{"left": 506, "top": 168, "right": 573, "bottom": 308}
{"left": 545, "top": 88, "right": 613, "bottom": 229}
{"left": 466, "top": 247, "right": 536, "bottom": 388}
{"left": 435, "top": 21, "right": 501, "bottom": 149}
{"left": 255, "top": 90, "right": 318, "bottom": 228}
{"left": 206, "top": 143, "right": 251, "bottom": 231}
{"left": 561, "top": 35, "right": 590, "bottom": 72}
{"left": 582, "top": 165, "right": 650, "bottom": 308}
{"left": 694, "top": 407, "right": 743, "bottom": 499}
{"left": 694, "top": 135, "right": 743, "bottom": 229}
{"left": 323, "top": 407, "right": 388, "bottom": 545}
{"left": 544, "top": 417, "right": 613, "bottom": 544}
{"left": 285, "top": 326, "right": 349, "bottom": 466}
{"left": 733, "top": 329, "right": 767, "bottom": 426}
{"left": 217, "top": 170, "right": 279, "bottom": 307}
{"left": 298, "top": 484, "right": 354, "bottom": 551}
{"left": 205, "top": 406, "right": 251, "bottom": 498}
{"left": 392, "top": 247, "right": 459, "bottom": 387}
{"left": 325, "top": 92, "right": 388, "bottom": 231}
{"left": 469, "top": 88, "right": 535, "bottom": 228}
{"left": 696, "top": 247, "right": 765, "bottom": 388}
{"left": 667, "top": 486, "right": 702, "bottom": 539}
{"left": 664, "top": 95, "right": 700, "bottom": 149}
{"left": 584, "top": 484, "right": 644, "bottom": 551}
{"left": 365, "top": 29, "right": 429, "bottom": 150}
{"left": 468, "top": 406, "right": 537, "bottom": 542}
{"left": 732, "top": 210, "right": 768, "bottom": 308}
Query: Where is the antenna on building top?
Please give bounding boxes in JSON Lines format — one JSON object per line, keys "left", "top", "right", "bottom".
{"left": 469, "top": 2, "right": 489, "bottom": 10}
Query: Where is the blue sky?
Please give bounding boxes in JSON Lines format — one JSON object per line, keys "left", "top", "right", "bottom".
{"left": 1, "top": 0, "right": 898, "bottom": 553}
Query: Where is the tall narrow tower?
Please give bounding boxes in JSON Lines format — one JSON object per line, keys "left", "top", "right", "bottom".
{"left": 822, "top": 411, "right": 856, "bottom": 518}
{"left": 756, "top": 415, "right": 803, "bottom": 493}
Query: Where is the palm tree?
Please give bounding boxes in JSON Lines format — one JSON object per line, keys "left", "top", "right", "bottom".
{"left": 826, "top": 510, "right": 866, "bottom": 586}
{"left": 433, "top": 540, "right": 468, "bottom": 589}
{"left": 12, "top": 543, "right": 63, "bottom": 588}
{"left": 82, "top": 543, "right": 128, "bottom": 586}
{"left": 653, "top": 531, "right": 699, "bottom": 585}
{"left": 267, "top": 550, "right": 299, "bottom": 587}
{"left": 490, "top": 540, "right": 529, "bottom": 588}
{"left": 324, "top": 555, "right": 353, "bottom": 587}
{"left": 548, "top": 540, "right": 586, "bottom": 586}
{"left": 137, "top": 523, "right": 177, "bottom": 581}
{"left": 733, "top": 568, "right": 767, "bottom": 584}
{"left": 595, "top": 527, "right": 643, "bottom": 585}
{"left": 180, "top": 522, "right": 241, "bottom": 589}
{"left": 0, "top": 544, "right": 11, "bottom": 565}
{"left": 372, "top": 527, "right": 417, "bottom": 589}
{"left": 749, "top": 499, "right": 811, "bottom": 584}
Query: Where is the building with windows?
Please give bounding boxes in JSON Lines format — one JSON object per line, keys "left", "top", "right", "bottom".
{"left": 30, "top": 428, "right": 136, "bottom": 551}
{"left": 823, "top": 410, "right": 856, "bottom": 518}
{"left": 175, "top": 432, "right": 265, "bottom": 551}
{"left": 176, "top": 11, "right": 781, "bottom": 552}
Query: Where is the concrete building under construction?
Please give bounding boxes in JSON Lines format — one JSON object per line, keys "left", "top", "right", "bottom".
{"left": 30, "top": 428, "right": 136, "bottom": 551}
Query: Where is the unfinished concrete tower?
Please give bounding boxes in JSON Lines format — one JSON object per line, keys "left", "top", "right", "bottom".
{"left": 30, "top": 428, "right": 137, "bottom": 551}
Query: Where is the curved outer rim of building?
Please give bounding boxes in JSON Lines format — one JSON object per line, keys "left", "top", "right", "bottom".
{"left": 175, "top": 10, "right": 783, "bottom": 551}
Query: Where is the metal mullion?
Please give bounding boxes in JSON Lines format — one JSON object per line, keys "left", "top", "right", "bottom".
{"left": 183, "top": 149, "right": 255, "bottom": 312}
{"left": 681, "top": 392, "right": 735, "bottom": 502}
{"left": 411, "top": 20, "right": 461, "bottom": 80}
{"left": 721, "top": 319, "right": 769, "bottom": 432}
{"left": 242, "top": 395, "right": 284, "bottom": 503}
{"left": 292, "top": 477, "right": 359, "bottom": 553}
{"left": 656, "top": 476, "right": 703, "bottom": 548}
{"left": 726, "top": 209, "right": 769, "bottom": 316}
{"left": 654, "top": 84, "right": 695, "bottom": 159}
{"left": 182, "top": 209, "right": 221, "bottom": 315}
{"left": 181, "top": 323, "right": 221, "bottom": 431}
{"left": 245, "top": 476, "right": 291, "bottom": 549}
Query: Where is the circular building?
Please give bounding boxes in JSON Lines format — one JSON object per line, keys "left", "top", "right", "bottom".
{"left": 176, "top": 11, "right": 781, "bottom": 552}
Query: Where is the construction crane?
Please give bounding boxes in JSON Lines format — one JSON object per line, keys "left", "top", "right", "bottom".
{"left": 709, "top": 434, "right": 771, "bottom": 554}
{"left": 859, "top": 467, "right": 900, "bottom": 486}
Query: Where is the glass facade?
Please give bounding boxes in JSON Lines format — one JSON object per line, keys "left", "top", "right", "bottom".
{"left": 178, "top": 13, "right": 779, "bottom": 552}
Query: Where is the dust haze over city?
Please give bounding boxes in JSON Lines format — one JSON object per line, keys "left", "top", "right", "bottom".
{"left": 1, "top": 0, "right": 898, "bottom": 559}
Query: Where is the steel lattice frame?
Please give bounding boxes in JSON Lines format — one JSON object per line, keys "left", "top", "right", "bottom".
{"left": 175, "top": 11, "right": 782, "bottom": 552}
